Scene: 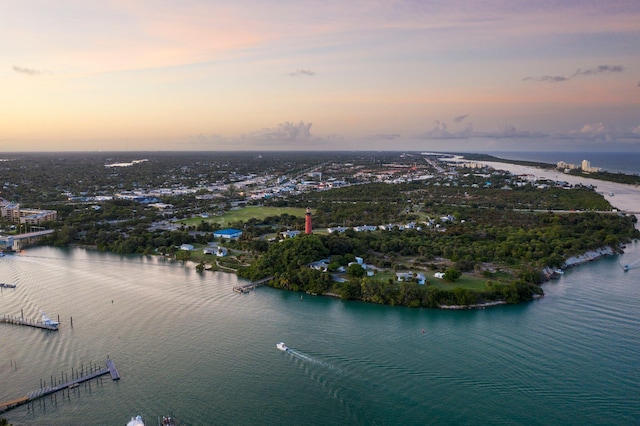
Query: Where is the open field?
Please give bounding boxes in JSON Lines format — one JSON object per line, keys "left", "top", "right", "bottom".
{"left": 366, "top": 270, "right": 504, "bottom": 290}
{"left": 180, "top": 206, "right": 310, "bottom": 227}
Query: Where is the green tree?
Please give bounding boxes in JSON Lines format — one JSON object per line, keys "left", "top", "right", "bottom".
{"left": 347, "top": 263, "right": 365, "bottom": 278}
{"left": 443, "top": 268, "right": 461, "bottom": 282}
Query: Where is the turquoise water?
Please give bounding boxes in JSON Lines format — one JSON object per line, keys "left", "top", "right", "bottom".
{"left": 1, "top": 244, "right": 640, "bottom": 425}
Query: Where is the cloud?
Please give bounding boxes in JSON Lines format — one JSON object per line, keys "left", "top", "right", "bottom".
{"left": 419, "top": 119, "right": 475, "bottom": 139}
{"left": 479, "top": 124, "right": 546, "bottom": 139}
{"left": 12, "top": 65, "right": 42, "bottom": 76}
{"left": 524, "top": 75, "right": 568, "bottom": 83}
{"left": 574, "top": 65, "right": 623, "bottom": 76}
{"left": 245, "top": 121, "right": 313, "bottom": 143}
{"left": 419, "top": 117, "right": 550, "bottom": 141}
{"left": 371, "top": 133, "right": 402, "bottom": 140}
{"left": 562, "top": 122, "right": 640, "bottom": 143}
{"left": 576, "top": 122, "right": 608, "bottom": 135}
{"left": 289, "top": 69, "right": 316, "bottom": 77}
{"left": 524, "top": 64, "right": 623, "bottom": 83}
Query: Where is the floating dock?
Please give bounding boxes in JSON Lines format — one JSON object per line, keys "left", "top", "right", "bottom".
{"left": 0, "top": 314, "right": 58, "bottom": 331}
{"left": 233, "top": 276, "right": 273, "bottom": 293}
{"left": 0, "top": 357, "right": 120, "bottom": 413}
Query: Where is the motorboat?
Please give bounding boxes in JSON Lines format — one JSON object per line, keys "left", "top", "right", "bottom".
{"left": 127, "top": 415, "right": 145, "bottom": 426}
{"left": 276, "top": 342, "right": 289, "bottom": 352}
{"left": 623, "top": 264, "right": 630, "bottom": 272}
{"left": 41, "top": 311, "right": 59, "bottom": 328}
{"left": 160, "top": 416, "right": 176, "bottom": 426}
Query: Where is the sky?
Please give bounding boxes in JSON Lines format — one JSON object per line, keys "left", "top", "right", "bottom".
{"left": 1, "top": 0, "right": 640, "bottom": 152}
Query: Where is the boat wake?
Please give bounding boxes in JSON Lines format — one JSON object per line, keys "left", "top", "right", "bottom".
{"left": 620, "top": 258, "right": 640, "bottom": 271}
{"left": 283, "top": 347, "right": 340, "bottom": 373}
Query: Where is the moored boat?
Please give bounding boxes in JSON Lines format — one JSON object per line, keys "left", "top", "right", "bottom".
{"left": 41, "top": 311, "right": 59, "bottom": 328}
{"left": 276, "top": 342, "right": 289, "bottom": 352}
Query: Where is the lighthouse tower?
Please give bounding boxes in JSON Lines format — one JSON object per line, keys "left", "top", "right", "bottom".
{"left": 305, "top": 207, "right": 312, "bottom": 234}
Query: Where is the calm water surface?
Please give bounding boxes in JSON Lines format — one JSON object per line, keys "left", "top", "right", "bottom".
{"left": 1, "top": 244, "right": 640, "bottom": 425}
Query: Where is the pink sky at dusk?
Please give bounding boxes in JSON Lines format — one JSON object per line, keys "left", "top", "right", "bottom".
{"left": 1, "top": 1, "right": 639, "bottom": 152}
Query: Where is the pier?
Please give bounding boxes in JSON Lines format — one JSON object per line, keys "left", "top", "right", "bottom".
{"left": 233, "top": 276, "right": 274, "bottom": 293}
{"left": 0, "top": 314, "right": 58, "bottom": 331}
{"left": 0, "top": 357, "right": 120, "bottom": 413}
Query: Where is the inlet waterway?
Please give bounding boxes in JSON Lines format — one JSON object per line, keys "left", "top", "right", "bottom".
{"left": 1, "top": 244, "right": 640, "bottom": 425}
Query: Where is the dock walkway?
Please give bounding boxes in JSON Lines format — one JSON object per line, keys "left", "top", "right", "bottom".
{"left": 0, "top": 357, "right": 120, "bottom": 413}
{"left": 233, "top": 276, "right": 274, "bottom": 293}
{"left": 0, "top": 314, "right": 58, "bottom": 331}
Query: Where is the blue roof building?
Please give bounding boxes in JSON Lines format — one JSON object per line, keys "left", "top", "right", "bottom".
{"left": 213, "top": 228, "right": 243, "bottom": 240}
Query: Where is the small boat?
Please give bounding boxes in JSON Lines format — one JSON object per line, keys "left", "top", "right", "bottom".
{"left": 127, "top": 415, "right": 145, "bottom": 426}
{"left": 41, "top": 311, "right": 59, "bottom": 328}
{"left": 623, "top": 264, "right": 630, "bottom": 272}
{"left": 276, "top": 342, "right": 289, "bottom": 352}
{"left": 553, "top": 269, "right": 564, "bottom": 275}
{"left": 160, "top": 415, "right": 176, "bottom": 426}
{"left": 0, "top": 283, "right": 16, "bottom": 288}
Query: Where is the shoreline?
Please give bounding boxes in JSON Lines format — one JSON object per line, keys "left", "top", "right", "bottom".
{"left": 476, "top": 159, "right": 640, "bottom": 231}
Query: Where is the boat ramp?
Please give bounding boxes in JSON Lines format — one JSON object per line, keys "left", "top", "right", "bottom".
{"left": 0, "top": 357, "right": 120, "bottom": 413}
{"left": 233, "top": 276, "right": 274, "bottom": 293}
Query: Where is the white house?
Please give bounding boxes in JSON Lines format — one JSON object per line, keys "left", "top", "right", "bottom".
{"left": 281, "top": 230, "right": 301, "bottom": 238}
{"left": 395, "top": 272, "right": 426, "bottom": 284}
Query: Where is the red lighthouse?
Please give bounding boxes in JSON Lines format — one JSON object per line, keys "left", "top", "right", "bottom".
{"left": 305, "top": 207, "right": 312, "bottom": 234}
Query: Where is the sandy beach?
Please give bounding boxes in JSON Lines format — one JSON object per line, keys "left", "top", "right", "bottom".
{"left": 477, "top": 160, "right": 640, "bottom": 230}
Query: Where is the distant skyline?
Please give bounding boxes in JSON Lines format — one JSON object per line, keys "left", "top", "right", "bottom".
{"left": 2, "top": 1, "right": 639, "bottom": 152}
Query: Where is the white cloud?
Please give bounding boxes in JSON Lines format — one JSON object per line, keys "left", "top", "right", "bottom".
{"left": 577, "top": 122, "right": 608, "bottom": 135}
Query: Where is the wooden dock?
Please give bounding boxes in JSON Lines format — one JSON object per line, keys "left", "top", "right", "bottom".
{"left": 0, "top": 314, "right": 58, "bottom": 331}
{"left": 0, "top": 357, "right": 121, "bottom": 413}
{"left": 233, "top": 276, "right": 274, "bottom": 293}
{"left": 106, "top": 356, "right": 120, "bottom": 380}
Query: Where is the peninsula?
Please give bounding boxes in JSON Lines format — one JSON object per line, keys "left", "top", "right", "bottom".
{"left": 1, "top": 151, "right": 638, "bottom": 309}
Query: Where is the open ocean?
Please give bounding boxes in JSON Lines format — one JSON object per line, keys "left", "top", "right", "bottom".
{"left": 487, "top": 151, "right": 640, "bottom": 175}
{"left": 1, "top": 244, "right": 640, "bottom": 425}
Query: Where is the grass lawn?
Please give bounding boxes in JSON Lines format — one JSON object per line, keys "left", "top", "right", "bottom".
{"left": 180, "top": 206, "right": 310, "bottom": 227}
{"left": 367, "top": 269, "right": 502, "bottom": 291}
{"left": 430, "top": 274, "right": 490, "bottom": 290}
